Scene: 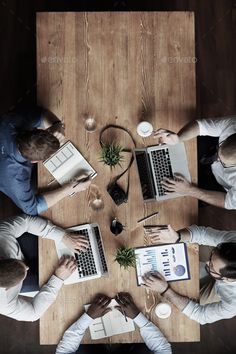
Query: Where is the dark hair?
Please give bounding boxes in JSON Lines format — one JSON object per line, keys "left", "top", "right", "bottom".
{"left": 0, "top": 259, "right": 26, "bottom": 288}
{"left": 16, "top": 129, "right": 60, "bottom": 161}
{"left": 220, "top": 133, "right": 236, "bottom": 159}
{"left": 217, "top": 243, "right": 236, "bottom": 279}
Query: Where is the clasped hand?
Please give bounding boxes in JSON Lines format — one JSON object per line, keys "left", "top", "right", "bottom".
{"left": 87, "top": 293, "right": 140, "bottom": 320}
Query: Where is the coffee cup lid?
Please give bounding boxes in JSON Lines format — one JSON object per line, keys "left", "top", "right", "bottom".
{"left": 155, "top": 303, "right": 171, "bottom": 319}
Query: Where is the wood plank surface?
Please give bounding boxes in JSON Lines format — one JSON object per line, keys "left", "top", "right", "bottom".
{"left": 37, "top": 12, "right": 199, "bottom": 345}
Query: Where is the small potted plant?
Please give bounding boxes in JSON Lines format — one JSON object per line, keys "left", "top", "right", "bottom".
{"left": 100, "top": 143, "right": 124, "bottom": 169}
{"left": 115, "top": 246, "right": 136, "bottom": 270}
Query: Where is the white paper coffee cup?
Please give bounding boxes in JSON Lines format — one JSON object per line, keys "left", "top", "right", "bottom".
{"left": 155, "top": 303, "right": 172, "bottom": 319}
{"left": 137, "top": 121, "right": 153, "bottom": 137}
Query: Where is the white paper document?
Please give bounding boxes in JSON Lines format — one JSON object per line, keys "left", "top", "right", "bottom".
{"left": 84, "top": 299, "right": 135, "bottom": 340}
{"left": 135, "top": 243, "right": 190, "bottom": 285}
{"left": 43, "top": 141, "right": 97, "bottom": 185}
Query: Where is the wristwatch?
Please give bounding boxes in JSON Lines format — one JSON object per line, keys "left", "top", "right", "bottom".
{"left": 175, "top": 231, "right": 181, "bottom": 243}
{"left": 160, "top": 284, "right": 169, "bottom": 296}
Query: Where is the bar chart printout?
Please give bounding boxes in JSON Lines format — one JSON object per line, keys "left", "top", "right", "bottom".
{"left": 135, "top": 243, "right": 190, "bottom": 285}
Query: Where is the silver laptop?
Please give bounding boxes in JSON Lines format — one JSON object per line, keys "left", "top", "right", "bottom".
{"left": 134, "top": 143, "right": 191, "bottom": 202}
{"left": 43, "top": 141, "right": 97, "bottom": 185}
{"left": 55, "top": 223, "right": 108, "bottom": 285}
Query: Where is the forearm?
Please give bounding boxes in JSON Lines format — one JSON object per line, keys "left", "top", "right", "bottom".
{"left": 41, "top": 109, "right": 61, "bottom": 129}
{"left": 162, "top": 288, "right": 189, "bottom": 311}
{"left": 188, "top": 186, "right": 226, "bottom": 208}
{"left": 42, "top": 185, "right": 70, "bottom": 209}
{"left": 178, "top": 121, "right": 199, "bottom": 142}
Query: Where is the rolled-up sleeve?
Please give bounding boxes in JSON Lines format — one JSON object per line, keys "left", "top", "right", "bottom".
{"left": 36, "top": 195, "right": 48, "bottom": 214}
{"left": 8, "top": 170, "right": 48, "bottom": 216}
{"left": 182, "top": 298, "right": 235, "bottom": 325}
{"left": 224, "top": 188, "right": 236, "bottom": 210}
{"left": 197, "top": 117, "right": 235, "bottom": 137}
{"left": 186, "top": 225, "right": 236, "bottom": 246}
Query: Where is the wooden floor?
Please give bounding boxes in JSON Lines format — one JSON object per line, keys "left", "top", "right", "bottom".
{"left": 0, "top": 1, "right": 236, "bottom": 353}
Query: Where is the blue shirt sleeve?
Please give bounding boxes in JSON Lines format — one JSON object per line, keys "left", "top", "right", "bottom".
{"left": 36, "top": 195, "right": 48, "bottom": 214}
{"left": 8, "top": 170, "right": 48, "bottom": 215}
{"left": 2, "top": 105, "right": 43, "bottom": 131}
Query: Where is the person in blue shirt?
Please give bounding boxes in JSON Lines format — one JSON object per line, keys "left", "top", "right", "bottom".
{"left": 0, "top": 106, "right": 91, "bottom": 215}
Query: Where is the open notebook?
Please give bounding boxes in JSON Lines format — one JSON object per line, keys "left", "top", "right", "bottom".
{"left": 84, "top": 299, "right": 135, "bottom": 340}
{"left": 43, "top": 141, "right": 97, "bottom": 185}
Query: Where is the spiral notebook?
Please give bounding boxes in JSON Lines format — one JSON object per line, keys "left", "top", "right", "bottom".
{"left": 43, "top": 141, "right": 97, "bottom": 185}
{"left": 84, "top": 299, "right": 135, "bottom": 340}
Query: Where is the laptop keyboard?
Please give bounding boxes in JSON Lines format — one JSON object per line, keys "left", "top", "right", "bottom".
{"left": 73, "top": 229, "right": 97, "bottom": 278}
{"left": 150, "top": 148, "right": 174, "bottom": 196}
{"left": 94, "top": 226, "right": 108, "bottom": 273}
{"left": 135, "top": 152, "right": 155, "bottom": 200}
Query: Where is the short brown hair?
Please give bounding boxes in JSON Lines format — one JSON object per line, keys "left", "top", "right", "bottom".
{"left": 16, "top": 129, "right": 60, "bottom": 161}
{"left": 220, "top": 133, "right": 236, "bottom": 159}
{"left": 0, "top": 259, "right": 26, "bottom": 288}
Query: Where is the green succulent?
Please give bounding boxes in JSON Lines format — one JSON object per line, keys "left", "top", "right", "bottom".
{"left": 115, "top": 247, "right": 136, "bottom": 269}
{"left": 100, "top": 143, "right": 124, "bottom": 168}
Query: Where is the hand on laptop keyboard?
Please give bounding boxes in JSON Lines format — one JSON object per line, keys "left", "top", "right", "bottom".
{"left": 62, "top": 232, "right": 89, "bottom": 254}
{"left": 161, "top": 174, "right": 192, "bottom": 195}
{"left": 54, "top": 255, "right": 77, "bottom": 280}
{"left": 153, "top": 128, "right": 179, "bottom": 145}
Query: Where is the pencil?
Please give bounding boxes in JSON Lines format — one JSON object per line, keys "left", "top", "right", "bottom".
{"left": 116, "top": 295, "right": 128, "bottom": 322}
{"left": 137, "top": 212, "right": 159, "bottom": 224}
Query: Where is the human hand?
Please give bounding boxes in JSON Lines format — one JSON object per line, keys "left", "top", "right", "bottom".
{"left": 161, "top": 174, "right": 193, "bottom": 195}
{"left": 153, "top": 128, "right": 179, "bottom": 145}
{"left": 87, "top": 294, "right": 112, "bottom": 319}
{"left": 144, "top": 224, "right": 179, "bottom": 244}
{"left": 47, "top": 121, "right": 66, "bottom": 146}
{"left": 62, "top": 233, "right": 89, "bottom": 254}
{"left": 53, "top": 130, "right": 65, "bottom": 146}
{"left": 115, "top": 292, "right": 139, "bottom": 319}
{"left": 67, "top": 174, "right": 92, "bottom": 195}
{"left": 142, "top": 272, "right": 168, "bottom": 293}
{"left": 54, "top": 255, "right": 77, "bottom": 281}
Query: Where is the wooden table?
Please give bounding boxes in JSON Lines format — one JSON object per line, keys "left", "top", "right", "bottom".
{"left": 37, "top": 12, "right": 199, "bottom": 345}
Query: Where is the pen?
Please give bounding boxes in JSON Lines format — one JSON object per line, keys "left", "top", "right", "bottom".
{"left": 137, "top": 212, "right": 159, "bottom": 224}
{"left": 70, "top": 174, "right": 93, "bottom": 196}
{"left": 144, "top": 225, "right": 168, "bottom": 231}
{"left": 47, "top": 178, "right": 56, "bottom": 186}
{"left": 116, "top": 295, "right": 128, "bottom": 322}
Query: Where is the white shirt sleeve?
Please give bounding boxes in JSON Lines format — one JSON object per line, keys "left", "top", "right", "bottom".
{"left": 55, "top": 313, "right": 93, "bottom": 354}
{"left": 186, "top": 225, "right": 236, "bottom": 246}
{"left": 0, "top": 214, "right": 65, "bottom": 243}
{"left": 55, "top": 312, "right": 172, "bottom": 354}
{"left": 197, "top": 117, "right": 236, "bottom": 137}
{"left": 182, "top": 283, "right": 236, "bottom": 325}
{"left": 134, "top": 313, "right": 172, "bottom": 354}
{"left": 225, "top": 187, "right": 236, "bottom": 209}
{"left": 0, "top": 275, "right": 63, "bottom": 321}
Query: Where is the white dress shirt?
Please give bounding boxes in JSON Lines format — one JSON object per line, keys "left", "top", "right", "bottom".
{"left": 197, "top": 117, "right": 236, "bottom": 209}
{"left": 0, "top": 214, "right": 65, "bottom": 321}
{"left": 56, "top": 312, "right": 172, "bottom": 354}
{"left": 182, "top": 225, "right": 236, "bottom": 324}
